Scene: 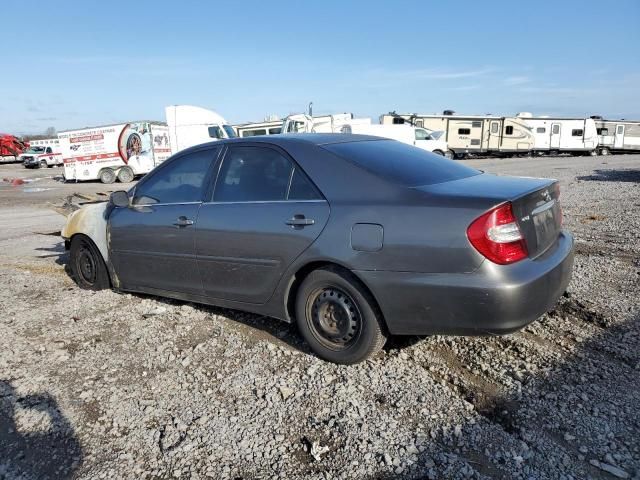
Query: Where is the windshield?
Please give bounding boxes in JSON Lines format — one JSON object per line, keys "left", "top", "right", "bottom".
{"left": 223, "top": 125, "right": 237, "bottom": 138}
{"left": 26, "top": 146, "right": 46, "bottom": 153}
{"left": 323, "top": 139, "right": 480, "bottom": 187}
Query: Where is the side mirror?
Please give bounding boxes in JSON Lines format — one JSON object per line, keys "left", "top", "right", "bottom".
{"left": 110, "top": 190, "right": 130, "bottom": 208}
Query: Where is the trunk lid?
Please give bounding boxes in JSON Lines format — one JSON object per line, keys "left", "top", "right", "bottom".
{"left": 418, "top": 173, "right": 562, "bottom": 260}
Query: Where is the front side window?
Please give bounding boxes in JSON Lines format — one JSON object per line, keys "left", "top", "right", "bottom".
{"left": 572, "top": 129, "right": 583, "bottom": 137}
{"left": 536, "top": 127, "right": 546, "bottom": 133}
{"left": 505, "top": 126, "right": 514, "bottom": 135}
{"left": 133, "top": 148, "right": 217, "bottom": 205}
{"left": 45, "top": 147, "right": 53, "bottom": 153}
{"left": 208, "top": 126, "right": 224, "bottom": 139}
{"left": 415, "top": 129, "right": 431, "bottom": 141}
{"left": 458, "top": 128, "right": 471, "bottom": 135}
{"left": 597, "top": 128, "right": 609, "bottom": 135}
{"left": 214, "top": 146, "right": 294, "bottom": 202}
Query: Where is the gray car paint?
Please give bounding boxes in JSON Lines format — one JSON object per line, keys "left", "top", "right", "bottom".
{"left": 101, "top": 134, "right": 573, "bottom": 336}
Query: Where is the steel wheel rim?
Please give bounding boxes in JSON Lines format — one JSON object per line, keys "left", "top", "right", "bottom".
{"left": 306, "top": 287, "right": 362, "bottom": 351}
{"left": 77, "top": 245, "right": 96, "bottom": 284}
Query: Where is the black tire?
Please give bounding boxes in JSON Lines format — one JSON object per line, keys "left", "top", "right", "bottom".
{"left": 432, "top": 149, "right": 445, "bottom": 156}
{"left": 69, "top": 235, "right": 110, "bottom": 290}
{"left": 295, "top": 267, "right": 387, "bottom": 364}
{"left": 39, "top": 160, "right": 47, "bottom": 168}
{"left": 117, "top": 166, "right": 134, "bottom": 183}
{"left": 99, "top": 168, "right": 116, "bottom": 184}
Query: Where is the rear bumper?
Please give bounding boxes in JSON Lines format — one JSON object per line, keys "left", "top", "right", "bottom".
{"left": 356, "top": 231, "right": 574, "bottom": 335}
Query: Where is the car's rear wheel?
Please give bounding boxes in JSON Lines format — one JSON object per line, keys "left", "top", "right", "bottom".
{"left": 117, "top": 166, "right": 134, "bottom": 183}
{"left": 70, "top": 235, "right": 110, "bottom": 290}
{"left": 295, "top": 268, "right": 387, "bottom": 364}
{"left": 99, "top": 168, "right": 116, "bottom": 184}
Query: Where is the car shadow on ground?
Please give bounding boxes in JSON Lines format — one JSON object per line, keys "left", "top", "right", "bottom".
{"left": 372, "top": 304, "right": 639, "bottom": 479}
{"left": 577, "top": 168, "right": 640, "bottom": 183}
{"left": 0, "top": 381, "right": 83, "bottom": 479}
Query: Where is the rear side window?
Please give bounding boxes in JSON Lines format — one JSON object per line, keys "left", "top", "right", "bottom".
{"left": 133, "top": 148, "right": 218, "bottom": 205}
{"left": 536, "top": 127, "right": 546, "bottom": 133}
{"left": 572, "top": 129, "right": 583, "bottom": 137}
{"left": 458, "top": 128, "right": 470, "bottom": 135}
{"left": 597, "top": 128, "right": 608, "bottom": 135}
{"left": 323, "top": 140, "right": 480, "bottom": 187}
{"left": 213, "top": 146, "right": 320, "bottom": 202}
{"left": 505, "top": 126, "right": 514, "bottom": 135}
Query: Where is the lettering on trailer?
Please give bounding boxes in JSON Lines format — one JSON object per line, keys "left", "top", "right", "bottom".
{"left": 63, "top": 152, "right": 121, "bottom": 164}
{"left": 69, "top": 134, "right": 105, "bottom": 143}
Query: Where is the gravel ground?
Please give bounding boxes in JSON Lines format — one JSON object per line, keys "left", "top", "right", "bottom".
{"left": 0, "top": 155, "right": 638, "bottom": 480}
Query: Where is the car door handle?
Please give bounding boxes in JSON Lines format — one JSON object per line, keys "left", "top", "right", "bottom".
{"left": 173, "top": 216, "right": 194, "bottom": 228}
{"left": 286, "top": 216, "right": 315, "bottom": 227}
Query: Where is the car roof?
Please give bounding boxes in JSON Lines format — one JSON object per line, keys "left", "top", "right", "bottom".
{"left": 182, "top": 134, "right": 385, "bottom": 154}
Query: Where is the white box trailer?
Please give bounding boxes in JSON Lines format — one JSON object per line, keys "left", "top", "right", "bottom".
{"left": 380, "top": 112, "right": 534, "bottom": 158}
{"left": 281, "top": 113, "right": 372, "bottom": 133}
{"left": 343, "top": 124, "right": 450, "bottom": 156}
{"left": 165, "top": 105, "right": 236, "bottom": 155}
{"left": 592, "top": 117, "right": 640, "bottom": 155}
{"left": 516, "top": 113, "right": 597, "bottom": 155}
{"left": 59, "top": 122, "right": 171, "bottom": 184}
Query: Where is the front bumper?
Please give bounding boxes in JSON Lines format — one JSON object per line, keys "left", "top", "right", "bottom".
{"left": 356, "top": 231, "right": 574, "bottom": 335}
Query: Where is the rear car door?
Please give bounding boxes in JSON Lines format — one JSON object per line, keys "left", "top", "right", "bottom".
{"left": 195, "top": 144, "right": 330, "bottom": 303}
{"left": 109, "top": 146, "right": 220, "bottom": 294}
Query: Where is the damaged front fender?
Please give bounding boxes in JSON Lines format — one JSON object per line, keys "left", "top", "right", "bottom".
{"left": 61, "top": 202, "right": 110, "bottom": 261}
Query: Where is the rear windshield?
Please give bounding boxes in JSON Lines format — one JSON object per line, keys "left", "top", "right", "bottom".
{"left": 323, "top": 140, "right": 480, "bottom": 187}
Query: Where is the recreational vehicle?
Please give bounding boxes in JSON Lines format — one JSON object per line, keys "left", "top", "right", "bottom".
{"left": 516, "top": 114, "right": 598, "bottom": 155}
{"left": 165, "top": 105, "right": 236, "bottom": 155}
{"left": 343, "top": 124, "right": 450, "bottom": 156}
{"left": 591, "top": 117, "right": 640, "bottom": 155}
{"left": 59, "top": 122, "right": 171, "bottom": 183}
{"left": 234, "top": 120, "right": 282, "bottom": 137}
{"left": 380, "top": 112, "right": 534, "bottom": 158}
{"left": 281, "top": 113, "right": 371, "bottom": 134}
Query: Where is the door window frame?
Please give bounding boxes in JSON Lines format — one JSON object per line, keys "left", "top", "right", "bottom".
{"left": 130, "top": 145, "right": 223, "bottom": 207}
{"left": 207, "top": 142, "right": 326, "bottom": 204}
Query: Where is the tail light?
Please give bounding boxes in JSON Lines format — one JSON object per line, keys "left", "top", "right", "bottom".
{"left": 467, "top": 202, "right": 528, "bottom": 265}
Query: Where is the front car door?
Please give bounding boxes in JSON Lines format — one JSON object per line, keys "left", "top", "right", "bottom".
{"left": 195, "top": 144, "right": 330, "bottom": 303}
{"left": 108, "top": 146, "right": 220, "bottom": 295}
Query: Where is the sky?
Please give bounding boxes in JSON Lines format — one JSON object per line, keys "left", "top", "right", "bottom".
{"left": 1, "top": 0, "right": 639, "bottom": 134}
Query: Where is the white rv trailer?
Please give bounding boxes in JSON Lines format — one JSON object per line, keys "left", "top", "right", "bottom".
{"left": 343, "top": 124, "right": 450, "bottom": 156}
{"left": 234, "top": 120, "right": 282, "bottom": 137}
{"left": 165, "top": 105, "right": 236, "bottom": 155}
{"left": 59, "top": 121, "right": 171, "bottom": 184}
{"left": 380, "top": 112, "right": 534, "bottom": 158}
{"left": 591, "top": 117, "right": 640, "bottom": 155}
{"left": 281, "top": 113, "right": 372, "bottom": 134}
{"left": 515, "top": 113, "right": 597, "bottom": 155}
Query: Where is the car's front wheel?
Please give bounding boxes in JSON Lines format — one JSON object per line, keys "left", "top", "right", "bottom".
{"left": 70, "top": 235, "right": 110, "bottom": 290}
{"left": 295, "top": 267, "right": 387, "bottom": 364}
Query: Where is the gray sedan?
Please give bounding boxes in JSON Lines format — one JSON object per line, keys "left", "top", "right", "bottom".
{"left": 62, "top": 134, "right": 574, "bottom": 364}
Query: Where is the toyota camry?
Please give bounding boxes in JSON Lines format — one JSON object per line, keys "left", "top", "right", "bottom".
{"left": 62, "top": 134, "right": 574, "bottom": 364}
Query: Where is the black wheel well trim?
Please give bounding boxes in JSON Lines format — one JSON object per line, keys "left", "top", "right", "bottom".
{"left": 69, "top": 233, "right": 116, "bottom": 288}
{"left": 284, "top": 260, "right": 388, "bottom": 332}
